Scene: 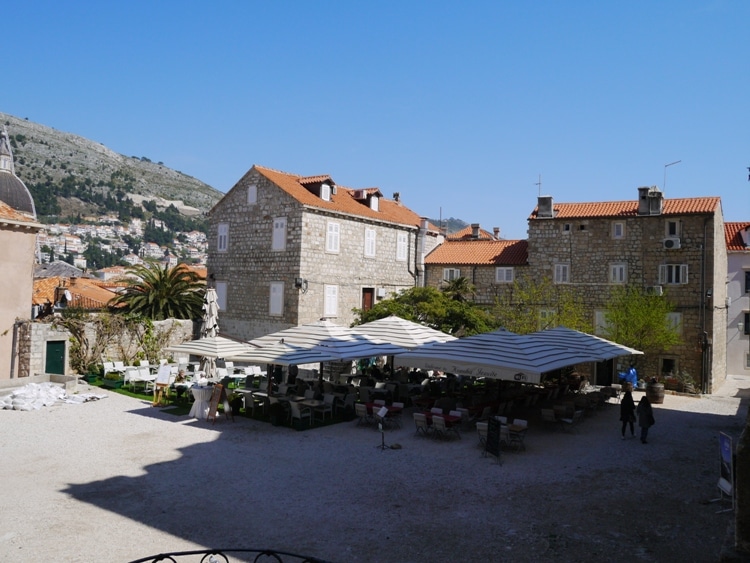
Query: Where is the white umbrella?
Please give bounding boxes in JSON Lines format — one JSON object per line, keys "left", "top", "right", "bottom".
{"left": 394, "top": 329, "right": 596, "bottom": 384}
{"left": 199, "top": 288, "right": 221, "bottom": 377}
{"left": 530, "top": 327, "right": 643, "bottom": 361}
{"left": 248, "top": 319, "right": 358, "bottom": 348}
{"left": 226, "top": 342, "right": 340, "bottom": 366}
{"left": 165, "top": 335, "right": 254, "bottom": 360}
{"left": 350, "top": 315, "right": 457, "bottom": 349}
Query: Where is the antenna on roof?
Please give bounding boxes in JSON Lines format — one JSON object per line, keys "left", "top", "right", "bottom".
{"left": 663, "top": 160, "right": 681, "bottom": 191}
{"left": 535, "top": 174, "right": 542, "bottom": 197}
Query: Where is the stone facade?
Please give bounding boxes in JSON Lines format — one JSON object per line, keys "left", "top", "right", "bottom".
{"left": 526, "top": 191, "right": 727, "bottom": 391}
{"left": 208, "top": 166, "right": 441, "bottom": 341}
{"left": 424, "top": 264, "right": 529, "bottom": 305}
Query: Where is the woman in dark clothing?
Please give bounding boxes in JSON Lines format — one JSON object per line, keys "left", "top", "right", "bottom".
{"left": 637, "top": 395, "right": 655, "bottom": 444}
{"left": 619, "top": 386, "right": 636, "bottom": 439}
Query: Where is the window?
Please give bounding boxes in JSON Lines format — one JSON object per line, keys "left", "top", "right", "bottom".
{"left": 364, "top": 228, "right": 376, "bottom": 257}
{"left": 745, "top": 312, "right": 750, "bottom": 335}
{"left": 539, "top": 308, "right": 555, "bottom": 330}
{"left": 554, "top": 263, "right": 570, "bottom": 284}
{"left": 745, "top": 271, "right": 750, "bottom": 293}
{"left": 495, "top": 267, "right": 514, "bottom": 283}
{"left": 666, "top": 312, "right": 683, "bottom": 334}
{"left": 324, "top": 284, "right": 339, "bottom": 317}
{"left": 269, "top": 282, "right": 284, "bottom": 316}
{"left": 443, "top": 268, "right": 461, "bottom": 281}
{"left": 745, "top": 353, "right": 750, "bottom": 369}
{"left": 370, "top": 196, "right": 379, "bottom": 211}
{"left": 217, "top": 223, "right": 229, "bottom": 252}
{"left": 609, "top": 263, "right": 627, "bottom": 283}
{"left": 396, "top": 232, "right": 408, "bottom": 261}
{"left": 562, "top": 223, "right": 571, "bottom": 233}
{"left": 612, "top": 222, "right": 625, "bottom": 239}
{"left": 326, "top": 222, "right": 340, "bottom": 253}
{"left": 594, "top": 310, "right": 610, "bottom": 336}
{"left": 272, "top": 217, "right": 287, "bottom": 251}
{"left": 320, "top": 184, "right": 331, "bottom": 201}
{"left": 215, "top": 281, "right": 227, "bottom": 311}
{"left": 659, "top": 264, "right": 688, "bottom": 285}
{"left": 247, "top": 184, "right": 257, "bottom": 204}
{"left": 666, "top": 220, "right": 680, "bottom": 237}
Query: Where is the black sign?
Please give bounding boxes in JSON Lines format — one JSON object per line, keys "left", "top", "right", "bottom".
{"left": 485, "top": 417, "right": 501, "bottom": 459}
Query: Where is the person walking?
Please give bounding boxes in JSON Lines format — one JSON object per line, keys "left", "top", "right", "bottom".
{"left": 637, "top": 395, "right": 655, "bottom": 444}
{"left": 619, "top": 384, "right": 636, "bottom": 439}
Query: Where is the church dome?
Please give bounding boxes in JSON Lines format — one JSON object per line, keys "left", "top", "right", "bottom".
{"left": 0, "top": 126, "right": 36, "bottom": 218}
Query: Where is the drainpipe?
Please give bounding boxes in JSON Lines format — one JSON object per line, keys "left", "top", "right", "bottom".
{"left": 700, "top": 217, "right": 709, "bottom": 394}
{"left": 10, "top": 320, "right": 22, "bottom": 379}
{"left": 415, "top": 218, "right": 429, "bottom": 287}
{"left": 407, "top": 229, "right": 416, "bottom": 286}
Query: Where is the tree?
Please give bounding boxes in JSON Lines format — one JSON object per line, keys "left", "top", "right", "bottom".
{"left": 603, "top": 285, "right": 681, "bottom": 354}
{"left": 352, "top": 286, "right": 497, "bottom": 336}
{"left": 441, "top": 276, "right": 476, "bottom": 302}
{"left": 491, "top": 274, "right": 590, "bottom": 334}
{"left": 109, "top": 263, "right": 205, "bottom": 320}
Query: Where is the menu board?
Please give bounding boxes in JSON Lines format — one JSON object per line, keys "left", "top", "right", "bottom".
{"left": 207, "top": 384, "right": 230, "bottom": 424}
{"left": 485, "top": 417, "right": 501, "bottom": 460}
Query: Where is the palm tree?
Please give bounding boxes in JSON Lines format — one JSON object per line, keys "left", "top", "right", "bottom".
{"left": 442, "top": 276, "right": 475, "bottom": 302}
{"left": 110, "top": 263, "right": 205, "bottom": 320}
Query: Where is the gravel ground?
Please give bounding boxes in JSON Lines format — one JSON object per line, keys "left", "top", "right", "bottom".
{"left": 1, "top": 376, "right": 748, "bottom": 563}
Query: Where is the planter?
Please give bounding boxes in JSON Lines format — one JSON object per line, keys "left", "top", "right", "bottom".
{"left": 101, "top": 379, "right": 124, "bottom": 389}
{"left": 663, "top": 379, "right": 679, "bottom": 392}
{"left": 646, "top": 382, "right": 665, "bottom": 404}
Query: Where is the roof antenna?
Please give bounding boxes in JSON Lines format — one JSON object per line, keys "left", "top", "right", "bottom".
{"left": 535, "top": 174, "right": 542, "bottom": 197}
{"left": 663, "top": 160, "right": 681, "bottom": 191}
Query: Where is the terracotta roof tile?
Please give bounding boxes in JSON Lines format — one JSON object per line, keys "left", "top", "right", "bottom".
{"left": 32, "top": 276, "right": 118, "bottom": 308}
{"left": 426, "top": 239, "right": 528, "bottom": 266}
{"left": 528, "top": 197, "right": 721, "bottom": 220}
{"left": 725, "top": 222, "right": 750, "bottom": 251}
{"left": 447, "top": 225, "right": 496, "bottom": 240}
{"left": 247, "top": 165, "right": 434, "bottom": 229}
{"left": 0, "top": 199, "right": 38, "bottom": 224}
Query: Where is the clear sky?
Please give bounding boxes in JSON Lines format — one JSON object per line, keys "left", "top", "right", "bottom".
{"left": 4, "top": 1, "right": 748, "bottom": 239}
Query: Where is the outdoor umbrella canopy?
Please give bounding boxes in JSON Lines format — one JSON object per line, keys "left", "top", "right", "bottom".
{"left": 198, "top": 288, "right": 221, "bottom": 377}
{"left": 530, "top": 327, "right": 643, "bottom": 361}
{"left": 350, "top": 315, "right": 456, "bottom": 350}
{"left": 225, "top": 342, "right": 340, "bottom": 366}
{"left": 394, "top": 329, "right": 597, "bottom": 384}
{"left": 314, "top": 335, "right": 408, "bottom": 361}
{"left": 247, "top": 319, "right": 360, "bottom": 348}
{"left": 164, "top": 335, "right": 254, "bottom": 360}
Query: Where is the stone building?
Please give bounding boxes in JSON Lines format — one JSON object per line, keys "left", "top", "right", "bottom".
{"left": 207, "top": 165, "right": 441, "bottom": 340}
{"left": 725, "top": 222, "right": 750, "bottom": 376}
{"left": 0, "top": 126, "right": 44, "bottom": 379}
{"left": 526, "top": 187, "right": 727, "bottom": 392}
{"left": 424, "top": 223, "right": 528, "bottom": 305}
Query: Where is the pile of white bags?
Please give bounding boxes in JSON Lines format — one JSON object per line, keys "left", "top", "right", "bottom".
{"left": 0, "top": 382, "right": 106, "bottom": 411}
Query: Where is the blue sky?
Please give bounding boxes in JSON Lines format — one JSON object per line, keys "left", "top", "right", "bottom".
{"left": 4, "top": 1, "right": 748, "bottom": 238}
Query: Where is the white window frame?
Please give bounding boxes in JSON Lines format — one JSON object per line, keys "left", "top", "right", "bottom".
{"left": 495, "top": 267, "right": 514, "bottom": 283}
{"left": 539, "top": 308, "right": 555, "bottom": 330}
{"left": 247, "top": 184, "right": 257, "bottom": 205}
{"left": 665, "top": 220, "right": 680, "bottom": 237}
{"left": 612, "top": 222, "right": 625, "bottom": 239}
{"left": 554, "top": 263, "right": 570, "bottom": 284}
{"left": 217, "top": 223, "right": 229, "bottom": 252}
{"left": 215, "top": 281, "right": 227, "bottom": 311}
{"left": 443, "top": 268, "right": 461, "bottom": 282}
{"left": 659, "top": 264, "right": 689, "bottom": 285}
{"left": 326, "top": 222, "right": 340, "bottom": 253}
{"left": 609, "top": 263, "right": 627, "bottom": 284}
{"left": 324, "top": 284, "right": 339, "bottom": 317}
{"left": 396, "top": 232, "right": 408, "bottom": 261}
{"left": 364, "top": 227, "right": 376, "bottom": 257}
{"left": 666, "top": 312, "right": 683, "bottom": 335}
{"left": 269, "top": 282, "right": 284, "bottom": 316}
{"left": 272, "top": 216, "right": 287, "bottom": 251}
{"left": 320, "top": 184, "right": 331, "bottom": 201}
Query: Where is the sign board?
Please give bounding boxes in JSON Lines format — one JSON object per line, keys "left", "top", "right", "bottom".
{"left": 207, "top": 384, "right": 232, "bottom": 424}
{"left": 485, "top": 417, "right": 501, "bottom": 461}
{"left": 718, "top": 432, "right": 733, "bottom": 496}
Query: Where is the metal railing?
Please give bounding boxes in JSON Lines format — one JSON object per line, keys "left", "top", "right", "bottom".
{"left": 129, "top": 548, "right": 333, "bottom": 563}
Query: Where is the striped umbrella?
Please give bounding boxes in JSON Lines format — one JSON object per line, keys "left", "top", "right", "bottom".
{"left": 351, "top": 315, "right": 456, "bottom": 350}
{"left": 530, "top": 327, "right": 643, "bottom": 361}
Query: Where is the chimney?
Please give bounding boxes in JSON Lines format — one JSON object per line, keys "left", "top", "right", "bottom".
{"left": 493, "top": 227, "right": 500, "bottom": 239}
{"left": 393, "top": 192, "right": 400, "bottom": 202}
{"left": 638, "top": 186, "right": 663, "bottom": 216}
{"left": 537, "top": 196, "right": 554, "bottom": 218}
{"left": 471, "top": 223, "right": 480, "bottom": 239}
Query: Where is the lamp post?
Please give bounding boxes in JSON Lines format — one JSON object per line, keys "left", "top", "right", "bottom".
{"left": 663, "top": 160, "right": 681, "bottom": 191}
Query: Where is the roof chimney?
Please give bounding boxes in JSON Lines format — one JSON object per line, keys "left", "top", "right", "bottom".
{"left": 638, "top": 186, "right": 663, "bottom": 216}
{"left": 393, "top": 192, "right": 400, "bottom": 202}
{"left": 493, "top": 227, "right": 500, "bottom": 239}
{"left": 471, "top": 223, "right": 480, "bottom": 239}
{"left": 537, "top": 196, "right": 554, "bottom": 218}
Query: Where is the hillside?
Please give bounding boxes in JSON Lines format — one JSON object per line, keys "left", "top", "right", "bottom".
{"left": 0, "top": 112, "right": 223, "bottom": 219}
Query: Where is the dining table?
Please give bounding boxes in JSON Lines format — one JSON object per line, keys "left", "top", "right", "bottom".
{"left": 188, "top": 385, "right": 214, "bottom": 420}
{"left": 422, "top": 411, "right": 462, "bottom": 426}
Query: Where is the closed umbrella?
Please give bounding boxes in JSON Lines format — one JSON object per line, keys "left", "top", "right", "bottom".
{"left": 199, "top": 288, "right": 220, "bottom": 377}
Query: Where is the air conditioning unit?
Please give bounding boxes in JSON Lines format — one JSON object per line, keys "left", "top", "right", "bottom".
{"left": 353, "top": 189, "right": 366, "bottom": 200}
{"left": 663, "top": 237, "right": 681, "bottom": 250}
{"left": 376, "top": 288, "right": 387, "bottom": 298}
{"left": 647, "top": 285, "right": 663, "bottom": 296}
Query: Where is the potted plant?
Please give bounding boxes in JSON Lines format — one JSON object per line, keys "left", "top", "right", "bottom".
{"left": 101, "top": 372, "right": 124, "bottom": 389}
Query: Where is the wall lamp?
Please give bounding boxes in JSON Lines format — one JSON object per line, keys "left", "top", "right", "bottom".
{"left": 294, "top": 277, "right": 309, "bottom": 293}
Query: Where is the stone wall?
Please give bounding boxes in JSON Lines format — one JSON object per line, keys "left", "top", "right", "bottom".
{"left": 424, "top": 264, "right": 528, "bottom": 305}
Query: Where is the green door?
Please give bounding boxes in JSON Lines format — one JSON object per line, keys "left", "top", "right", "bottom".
{"left": 45, "top": 341, "right": 65, "bottom": 375}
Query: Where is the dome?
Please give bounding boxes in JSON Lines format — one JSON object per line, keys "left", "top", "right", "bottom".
{"left": 0, "top": 126, "right": 36, "bottom": 218}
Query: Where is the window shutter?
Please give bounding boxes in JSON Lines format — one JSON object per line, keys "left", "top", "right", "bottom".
{"left": 679, "top": 264, "right": 688, "bottom": 284}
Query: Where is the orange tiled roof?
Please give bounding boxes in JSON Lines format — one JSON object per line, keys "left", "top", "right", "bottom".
{"left": 528, "top": 197, "right": 721, "bottom": 220}
{"left": 0, "top": 199, "right": 38, "bottom": 224}
{"left": 725, "top": 222, "right": 750, "bottom": 251}
{"left": 32, "top": 276, "right": 118, "bottom": 308}
{"left": 240, "top": 165, "right": 434, "bottom": 229}
{"left": 447, "top": 225, "right": 496, "bottom": 241}
{"left": 425, "top": 239, "right": 528, "bottom": 266}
